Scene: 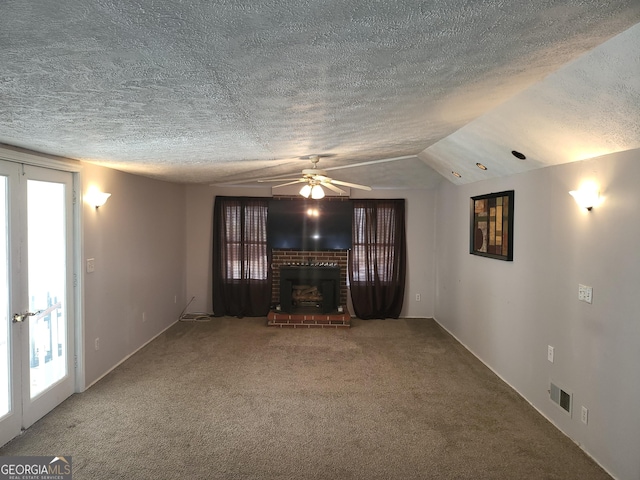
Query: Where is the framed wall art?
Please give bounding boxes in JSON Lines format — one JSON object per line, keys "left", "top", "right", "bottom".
{"left": 470, "top": 190, "right": 514, "bottom": 261}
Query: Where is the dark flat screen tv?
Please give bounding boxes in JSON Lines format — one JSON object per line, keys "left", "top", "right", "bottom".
{"left": 268, "top": 198, "right": 353, "bottom": 250}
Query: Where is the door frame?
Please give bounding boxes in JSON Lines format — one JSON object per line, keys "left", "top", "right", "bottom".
{"left": 0, "top": 145, "right": 85, "bottom": 394}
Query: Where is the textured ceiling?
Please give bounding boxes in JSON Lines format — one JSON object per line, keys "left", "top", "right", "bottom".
{"left": 1, "top": 1, "right": 639, "bottom": 188}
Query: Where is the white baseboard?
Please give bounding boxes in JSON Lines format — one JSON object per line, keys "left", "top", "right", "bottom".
{"left": 84, "top": 319, "right": 179, "bottom": 391}
{"left": 431, "top": 316, "right": 616, "bottom": 480}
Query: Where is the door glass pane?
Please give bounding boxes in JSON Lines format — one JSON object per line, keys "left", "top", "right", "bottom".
{"left": 27, "top": 180, "right": 67, "bottom": 398}
{"left": 0, "top": 177, "right": 9, "bottom": 416}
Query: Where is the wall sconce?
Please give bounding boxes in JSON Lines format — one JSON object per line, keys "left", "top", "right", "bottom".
{"left": 569, "top": 182, "right": 600, "bottom": 211}
{"left": 85, "top": 186, "right": 111, "bottom": 208}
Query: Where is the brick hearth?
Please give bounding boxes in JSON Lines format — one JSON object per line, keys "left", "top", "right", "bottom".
{"left": 267, "top": 310, "right": 351, "bottom": 328}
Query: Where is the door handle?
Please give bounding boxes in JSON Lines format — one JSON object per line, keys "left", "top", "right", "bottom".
{"left": 12, "top": 311, "right": 41, "bottom": 323}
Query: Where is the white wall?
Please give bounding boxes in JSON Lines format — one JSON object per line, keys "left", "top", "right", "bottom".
{"left": 434, "top": 149, "right": 640, "bottom": 480}
{"left": 184, "top": 185, "right": 436, "bottom": 318}
{"left": 82, "top": 163, "right": 186, "bottom": 387}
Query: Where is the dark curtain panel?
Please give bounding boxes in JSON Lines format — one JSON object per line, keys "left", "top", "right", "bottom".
{"left": 212, "top": 197, "right": 271, "bottom": 317}
{"left": 349, "top": 199, "right": 406, "bottom": 319}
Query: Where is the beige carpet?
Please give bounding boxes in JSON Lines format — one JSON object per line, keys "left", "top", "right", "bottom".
{"left": 0, "top": 317, "right": 610, "bottom": 479}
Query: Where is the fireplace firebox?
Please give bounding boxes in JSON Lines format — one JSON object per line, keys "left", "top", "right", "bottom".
{"left": 279, "top": 266, "right": 341, "bottom": 314}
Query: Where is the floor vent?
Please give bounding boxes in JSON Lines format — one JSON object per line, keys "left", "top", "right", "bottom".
{"left": 550, "top": 381, "right": 572, "bottom": 415}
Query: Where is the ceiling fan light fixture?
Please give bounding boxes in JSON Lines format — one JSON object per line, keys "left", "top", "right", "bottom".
{"left": 261, "top": 155, "right": 370, "bottom": 195}
{"left": 311, "top": 184, "right": 325, "bottom": 199}
{"left": 299, "top": 184, "right": 312, "bottom": 198}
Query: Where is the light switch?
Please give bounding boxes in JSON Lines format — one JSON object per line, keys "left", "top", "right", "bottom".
{"left": 86, "top": 258, "right": 95, "bottom": 273}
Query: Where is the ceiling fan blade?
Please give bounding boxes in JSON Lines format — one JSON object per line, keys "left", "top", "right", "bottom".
{"left": 329, "top": 179, "right": 372, "bottom": 191}
{"left": 257, "top": 177, "right": 303, "bottom": 183}
{"left": 321, "top": 182, "right": 347, "bottom": 195}
{"left": 324, "top": 155, "right": 417, "bottom": 172}
{"left": 272, "top": 180, "right": 306, "bottom": 188}
{"left": 313, "top": 174, "right": 332, "bottom": 182}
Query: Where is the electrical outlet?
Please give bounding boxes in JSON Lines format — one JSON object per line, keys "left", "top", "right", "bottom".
{"left": 547, "top": 345, "right": 554, "bottom": 363}
{"left": 581, "top": 406, "right": 589, "bottom": 424}
{"left": 86, "top": 258, "right": 95, "bottom": 273}
{"left": 94, "top": 337, "right": 100, "bottom": 350}
{"left": 415, "top": 293, "right": 421, "bottom": 302}
{"left": 578, "top": 284, "right": 593, "bottom": 304}
{"left": 584, "top": 286, "right": 593, "bottom": 304}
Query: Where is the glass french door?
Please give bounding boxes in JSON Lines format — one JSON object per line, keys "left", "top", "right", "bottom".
{"left": 0, "top": 160, "right": 75, "bottom": 446}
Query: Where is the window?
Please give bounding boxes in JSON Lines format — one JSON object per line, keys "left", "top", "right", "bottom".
{"left": 351, "top": 202, "right": 398, "bottom": 283}
{"left": 212, "top": 197, "right": 271, "bottom": 317}
{"left": 348, "top": 199, "right": 406, "bottom": 319}
{"left": 222, "top": 201, "right": 268, "bottom": 280}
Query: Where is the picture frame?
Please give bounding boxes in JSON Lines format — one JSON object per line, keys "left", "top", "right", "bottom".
{"left": 470, "top": 190, "right": 514, "bottom": 261}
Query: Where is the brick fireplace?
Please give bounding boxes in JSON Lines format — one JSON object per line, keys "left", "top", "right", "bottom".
{"left": 279, "top": 265, "right": 341, "bottom": 313}
{"left": 271, "top": 250, "right": 348, "bottom": 308}
{"left": 268, "top": 249, "right": 350, "bottom": 328}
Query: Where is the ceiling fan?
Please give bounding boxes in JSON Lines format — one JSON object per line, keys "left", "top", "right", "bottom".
{"left": 256, "top": 155, "right": 372, "bottom": 199}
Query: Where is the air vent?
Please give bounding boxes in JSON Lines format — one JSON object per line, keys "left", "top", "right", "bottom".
{"left": 550, "top": 381, "right": 572, "bottom": 415}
